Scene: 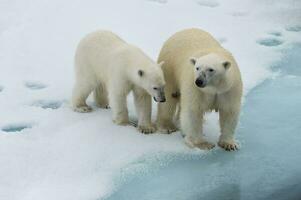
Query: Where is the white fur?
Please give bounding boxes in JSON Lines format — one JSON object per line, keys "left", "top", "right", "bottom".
{"left": 72, "top": 30, "right": 165, "bottom": 133}
{"left": 156, "top": 28, "right": 243, "bottom": 150}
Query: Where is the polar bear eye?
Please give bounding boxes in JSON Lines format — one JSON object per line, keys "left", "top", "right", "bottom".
{"left": 208, "top": 68, "right": 215, "bottom": 72}
{"left": 138, "top": 70, "right": 144, "bottom": 77}
{"left": 196, "top": 67, "right": 200, "bottom": 71}
{"left": 153, "top": 87, "right": 158, "bottom": 90}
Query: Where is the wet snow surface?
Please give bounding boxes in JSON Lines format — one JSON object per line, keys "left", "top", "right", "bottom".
{"left": 0, "top": 0, "right": 301, "bottom": 200}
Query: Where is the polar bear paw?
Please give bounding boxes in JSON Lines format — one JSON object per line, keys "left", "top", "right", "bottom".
{"left": 218, "top": 140, "right": 239, "bottom": 151}
{"left": 73, "top": 105, "right": 92, "bottom": 113}
{"left": 184, "top": 136, "right": 215, "bottom": 150}
{"left": 138, "top": 124, "right": 156, "bottom": 134}
{"left": 157, "top": 123, "right": 178, "bottom": 134}
{"left": 99, "top": 105, "right": 110, "bottom": 109}
{"left": 113, "top": 118, "right": 129, "bottom": 126}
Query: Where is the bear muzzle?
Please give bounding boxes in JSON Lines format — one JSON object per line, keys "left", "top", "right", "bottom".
{"left": 153, "top": 96, "right": 166, "bottom": 103}
{"left": 195, "top": 78, "right": 207, "bottom": 88}
{"left": 153, "top": 91, "right": 166, "bottom": 102}
{"left": 153, "top": 87, "right": 166, "bottom": 102}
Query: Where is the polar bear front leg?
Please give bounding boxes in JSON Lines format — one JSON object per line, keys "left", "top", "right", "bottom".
{"left": 133, "top": 87, "right": 156, "bottom": 134}
{"left": 156, "top": 96, "right": 178, "bottom": 134}
{"left": 181, "top": 107, "right": 215, "bottom": 150}
{"left": 218, "top": 108, "right": 240, "bottom": 151}
{"left": 109, "top": 89, "right": 129, "bottom": 126}
{"left": 93, "top": 83, "right": 110, "bottom": 109}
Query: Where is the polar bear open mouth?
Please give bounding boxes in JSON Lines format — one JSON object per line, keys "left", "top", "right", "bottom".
{"left": 153, "top": 87, "right": 166, "bottom": 102}
{"left": 153, "top": 96, "right": 166, "bottom": 102}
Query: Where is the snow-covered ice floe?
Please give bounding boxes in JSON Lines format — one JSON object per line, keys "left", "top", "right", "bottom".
{"left": 0, "top": 0, "right": 300, "bottom": 200}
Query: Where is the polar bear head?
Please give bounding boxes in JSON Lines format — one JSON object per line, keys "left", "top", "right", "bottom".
{"left": 136, "top": 61, "right": 166, "bottom": 102}
{"left": 190, "top": 53, "right": 231, "bottom": 89}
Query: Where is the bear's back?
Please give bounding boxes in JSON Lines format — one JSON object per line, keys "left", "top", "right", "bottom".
{"left": 159, "top": 28, "right": 221, "bottom": 64}
{"left": 75, "top": 30, "right": 129, "bottom": 72}
{"left": 76, "top": 30, "right": 126, "bottom": 55}
{"left": 169, "top": 28, "right": 220, "bottom": 50}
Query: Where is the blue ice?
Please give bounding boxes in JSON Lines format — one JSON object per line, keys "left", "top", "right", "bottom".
{"left": 286, "top": 26, "right": 301, "bottom": 32}
{"left": 104, "top": 44, "right": 301, "bottom": 200}
{"left": 2, "top": 123, "right": 32, "bottom": 133}
{"left": 32, "top": 100, "right": 63, "bottom": 109}
{"left": 24, "top": 81, "right": 47, "bottom": 90}
{"left": 268, "top": 31, "right": 282, "bottom": 37}
{"left": 257, "top": 38, "right": 283, "bottom": 47}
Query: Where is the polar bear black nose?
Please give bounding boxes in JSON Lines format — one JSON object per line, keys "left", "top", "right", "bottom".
{"left": 195, "top": 78, "right": 205, "bottom": 88}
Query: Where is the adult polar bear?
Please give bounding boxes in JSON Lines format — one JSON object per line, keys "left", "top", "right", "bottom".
{"left": 72, "top": 30, "right": 166, "bottom": 133}
{"left": 157, "top": 28, "right": 243, "bottom": 151}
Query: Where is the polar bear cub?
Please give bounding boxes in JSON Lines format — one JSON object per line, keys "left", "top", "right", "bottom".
{"left": 156, "top": 28, "right": 243, "bottom": 150}
{"left": 72, "top": 30, "right": 166, "bottom": 133}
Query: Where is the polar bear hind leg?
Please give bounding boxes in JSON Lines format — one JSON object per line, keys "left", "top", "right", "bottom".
{"left": 72, "top": 79, "right": 94, "bottom": 113}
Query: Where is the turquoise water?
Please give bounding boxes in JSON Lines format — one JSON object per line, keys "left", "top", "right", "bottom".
{"left": 104, "top": 44, "right": 301, "bottom": 200}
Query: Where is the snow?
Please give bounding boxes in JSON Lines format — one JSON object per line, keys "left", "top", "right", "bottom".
{"left": 0, "top": 0, "right": 300, "bottom": 199}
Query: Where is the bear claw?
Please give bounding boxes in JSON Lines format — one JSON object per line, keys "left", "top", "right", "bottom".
{"left": 158, "top": 128, "right": 177, "bottom": 134}
{"left": 98, "top": 104, "right": 110, "bottom": 109}
{"left": 113, "top": 119, "right": 129, "bottom": 126}
{"left": 138, "top": 125, "right": 156, "bottom": 134}
{"left": 218, "top": 141, "right": 239, "bottom": 151}
{"left": 195, "top": 142, "right": 215, "bottom": 150}
{"left": 102, "top": 105, "right": 110, "bottom": 109}
{"left": 73, "top": 106, "right": 92, "bottom": 113}
{"left": 157, "top": 124, "right": 178, "bottom": 134}
{"left": 185, "top": 137, "right": 215, "bottom": 150}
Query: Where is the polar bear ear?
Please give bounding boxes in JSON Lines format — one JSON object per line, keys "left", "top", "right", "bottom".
{"left": 158, "top": 61, "right": 165, "bottom": 68}
{"left": 189, "top": 57, "right": 197, "bottom": 65}
{"left": 138, "top": 69, "right": 144, "bottom": 77}
{"left": 222, "top": 61, "right": 231, "bottom": 70}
